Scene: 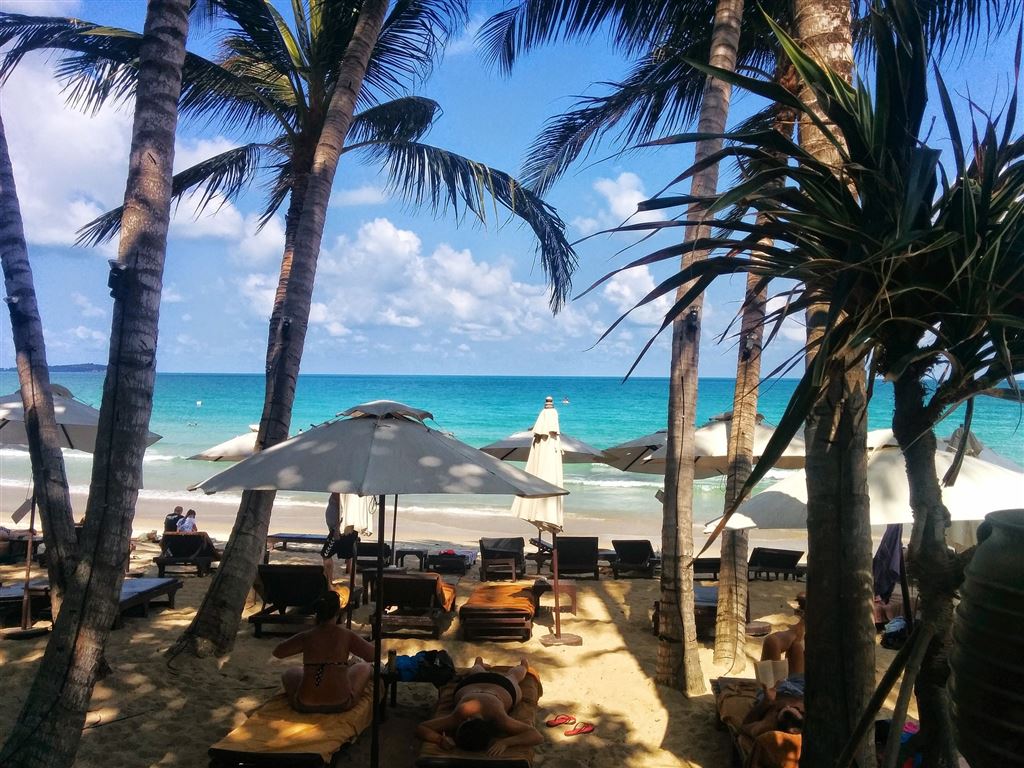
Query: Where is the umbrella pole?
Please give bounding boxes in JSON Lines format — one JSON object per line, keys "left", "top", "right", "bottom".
{"left": 20, "top": 495, "right": 36, "bottom": 630}
{"left": 390, "top": 496, "right": 397, "bottom": 565}
{"left": 540, "top": 531, "right": 582, "bottom": 647}
{"left": 370, "top": 493, "right": 386, "bottom": 768}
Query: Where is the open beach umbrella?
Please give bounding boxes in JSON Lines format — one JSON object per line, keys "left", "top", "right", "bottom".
{"left": 605, "top": 412, "right": 806, "bottom": 477}
{"left": 482, "top": 429, "right": 606, "bottom": 464}
{"left": 738, "top": 440, "right": 1024, "bottom": 528}
{"left": 190, "top": 400, "right": 566, "bottom": 768}
{"left": 942, "top": 426, "right": 1023, "bottom": 472}
{"left": 187, "top": 426, "right": 259, "bottom": 461}
{"left": 508, "top": 397, "right": 581, "bottom": 646}
{"left": 0, "top": 385, "right": 160, "bottom": 635}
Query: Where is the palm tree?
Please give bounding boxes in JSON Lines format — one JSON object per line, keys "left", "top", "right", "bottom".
{"left": 0, "top": 0, "right": 579, "bottom": 655}
{"left": 0, "top": 110, "right": 78, "bottom": 614}
{"left": 583, "top": 2, "right": 1023, "bottom": 763}
{"left": 0, "top": 2, "right": 191, "bottom": 766}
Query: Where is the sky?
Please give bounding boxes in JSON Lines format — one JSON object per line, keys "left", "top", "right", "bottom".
{"left": 0, "top": 0, "right": 1020, "bottom": 377}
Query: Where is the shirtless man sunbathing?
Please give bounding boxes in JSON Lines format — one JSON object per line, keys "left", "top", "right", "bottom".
{"left": 760, "top": 592, "right": 806, "bottom": 674}
{"left": 416, "top": 657, "right": 543, "bottom": 757}
{"left": 273, "top": 591, "right": 373, "bottom": 713}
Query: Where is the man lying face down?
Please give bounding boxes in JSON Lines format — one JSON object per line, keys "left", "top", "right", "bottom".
{"left": 416, "top": 657, "right": 543, "bottom": 757}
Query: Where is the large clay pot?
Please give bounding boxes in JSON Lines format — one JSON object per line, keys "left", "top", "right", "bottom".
{"left": 950, "top": 508, "right": 1024, "bottom": 767}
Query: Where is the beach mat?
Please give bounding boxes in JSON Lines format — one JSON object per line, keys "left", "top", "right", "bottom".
{"left": 208, "top": 678, "right": 375, "bottom": 767}
{"left": 416, "top": 666, "right": 542, "bottom": 768}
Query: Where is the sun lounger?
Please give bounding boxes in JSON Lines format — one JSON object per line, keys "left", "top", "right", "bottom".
{"left": 416, "top": 666, "right": 543, "bottom": 768}
{"left": 0, "top": 529, "right": 44, "bottom": 564}
{"left": 479, "top": 537, "right": 526, "bottom": 581}
{"left": 611, "top": 539, "right": 659, "bottom": 578}
{"left": 355, "top": 541, "right": 392, "bottom": 570}
{"left": 693, "top": 557, "right": 721, "bottom": 580}
{"left": 154, "top": 532, "right": 222, "bottom": 577}
{"left": 525, "top": 537, "right": 552, "bottom": 574}
{"left": 249, "top": 564, "right": 357, "bottom": 638}
{"left": 378, "top": 572, "right": 457, "bottom": 639}
{"left": 693, "top": 585, "right": 752, "bottom": 639}
{"left": 713, "top": 677, "right": 802, "bottom": 768}
{"left": 427, "top": 550, "right": 475, "bottom": 575}
{"left": 554, "top": 536, "right": 600, "bottom": 580}
{"left": 748, "top": 548, "right": 805, "bottom": 581}
{"left": 208, "top": 679, "right": 376, "bottom": 768}
{"left": 0, "top": 578, "right": 49, "bottom": 627}
{"left": 459, "top": 582, "right": 540, "bottom": 641}
{"left": 114, "top": 577, "right": 182, "bottom": 628}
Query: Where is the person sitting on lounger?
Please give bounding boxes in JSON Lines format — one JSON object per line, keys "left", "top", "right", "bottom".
{"left": 416, "top": 657, "right": 543, "bottom": 757}
{"left": 273, "top": 591, "right": 373, "bottom": 713}
{"left": 760, "top": 592, "right": 806, "bottom": 674}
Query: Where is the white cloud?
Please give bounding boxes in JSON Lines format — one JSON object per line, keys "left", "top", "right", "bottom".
{"left": 446, "top": 16, "right": 485, "bottom": 56}
{"left": 169, "top": 189, "right": 246, "bottom": 240}
{"left": 602, "top": 266, "right": 672, "bottom": 326}
{"left": 3, "top": 61, "right": 132, "bottom": 249}
{"left": 238, "top": 273, "right": 276, "bottom": 319}
{"left": 331, "top": 185, "right": 388, "bottom": 207}
{"left": 162, "top": 284, "right": 184, "bottom": 303}
{"left": 70, "top": 325, "right": 106, "bottom": 344}
{"left": 572, "top": 172, "right": 662, "bottom": 236}
{"left": 766, "top": 296, "right": 806, "bottom": 343}
{"left": 2, "top": 0, "right": 81, "bottom": 13}
{"left": 174, "top": 135, "right": 239, "bottom": 174}
{"left": 229, "top": 215, "right": 286, "bottom": 266}
{"left": 72, "top": 293, "right": 105, "bottom": 319}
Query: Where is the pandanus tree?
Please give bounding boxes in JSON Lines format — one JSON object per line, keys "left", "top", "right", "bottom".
{"left": 0, "top": 1, "right": 192, "bottom": 766}
{"left": 0, "top": 0, "right": 579, "bottom": 655}
{"left": 583, "top": 1, "right": 1023, "bottom": 763}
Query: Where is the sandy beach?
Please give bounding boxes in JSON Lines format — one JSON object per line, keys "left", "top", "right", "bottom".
{"left": 0, "top": 536, "right": 912, "bottom": 768}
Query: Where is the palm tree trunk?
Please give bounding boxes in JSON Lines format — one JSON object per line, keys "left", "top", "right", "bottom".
{"left": 171, "top": 0, "right": 390, "bottom": 656}
{"left": 0, "top": 111, "right": 77, "bottom": 613}
{"left": 657, "top": 0, "right": 743, "bottom": 695}
{"left": 890, "top": 374, "right": 960, "bottom": 768}
{"left": 792, "top": 3, "right": 875, "bottom": 765}
{"left": 713, "top": 271, "right": 765, "bottom": 668}
{"left": 0, "top": 2, "right": 189, "bottom": 766}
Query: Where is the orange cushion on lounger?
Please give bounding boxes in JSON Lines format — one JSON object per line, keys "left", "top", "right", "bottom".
{"left": 417, "top": 667, "right": 543, "bottom": 768}
{"left": 208, "top": 676, "right": 375, "bottom": 764}
{"left": 459, "top": 584, "right": 536, "bottom": 616}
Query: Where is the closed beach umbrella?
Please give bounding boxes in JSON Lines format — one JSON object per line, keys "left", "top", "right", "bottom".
{"left": 605, "top": 412, "right": 805, "bottom": 478}
{"left": 509, "top": 397, "right": 580, "bottom": 647}
{"left": 739, "top": 440, "right": 1024, "bottom": 528}
{"left": 482, "top": 429, "right": 606, "bottom": 464}
{"left": 187, "top": 426, "right": 258, "bottom": 462}
{"left": 191, "top": 400, "right": 565, "bottom": 768}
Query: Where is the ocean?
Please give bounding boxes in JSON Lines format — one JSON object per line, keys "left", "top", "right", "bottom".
{"left": 1, "top": 372, "right": 1022, "bottom": 544}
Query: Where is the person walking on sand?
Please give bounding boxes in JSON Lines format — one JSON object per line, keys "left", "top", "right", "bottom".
{"left": 274, "top": 591, "right": 374, "bottom": 713}
{"left": 416, "top": 657, "right": 542, "bottom": 757}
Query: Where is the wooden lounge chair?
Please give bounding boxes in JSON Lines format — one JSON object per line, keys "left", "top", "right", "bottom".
{"left": 748, "top": 548, "right": 805, "bottom": 581}
{"left": 417, "top": 665, "right": 543, "bottom": 768}
{"left": 378, "top": 572, "right": 457, "bottom": 639}
{"left": 525, "top": 537, "right": 552, "bottom": 574}
{"left": 114, "top": 577, "right": 183, "bottom": 628}
{"left": 554, "top": 536, "right": 600, "bottom": 580}
{"left": 479, "top": 537, "right": 526, "bottom": 581}
{"left": 154, "top": 532, "right": 222, "bottom": 577}
{"left": 459, "top": 582, "right": 541, "bottom": 641}
{"left": 693, "top": 585, "right": 753, "bottom": 639}
{"left": 611, "top": 539, "right": 659, "bottom": 578}
{"left": 354, "top": 541, "right": 392, "bottom": 570}
{"left": 249, "top": 564, "right": 358, "bottom": 638}
{"left": 712, "top": 677, "right": 802, "bottom": 768}
{"left": 426, "top": 552, "right": 471, "bottom": 575}
{"left": 693, "top": 557, "right": 722, "bottom": 580}
{"left": 0, "top": 578, "right": 50, "bottom": 627}
{"left": 208, "top": 677, "right": 377, "bottom": 768}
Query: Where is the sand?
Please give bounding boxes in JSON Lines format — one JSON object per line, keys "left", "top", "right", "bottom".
{"left": 0, "top": 539, "right": 911, "bottom": 768}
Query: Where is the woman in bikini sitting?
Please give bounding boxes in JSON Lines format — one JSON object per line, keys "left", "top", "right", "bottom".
{"left": 273, "top": 591, "right": 373, "bottom": 713}
{"left": 416, "top": 657, "right": 543, "bottom": 757}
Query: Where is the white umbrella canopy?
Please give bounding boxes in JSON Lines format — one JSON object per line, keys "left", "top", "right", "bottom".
{"left": 0, "top": 385, "right": 161, "bottom": 452}
{"left": 482, "top": 429, "right": 606, "bottom": 464}
{"left": 605, "top": 412, "right": 805, "bottom": 478}
{"left": 187, "top": 426, "right": 258, "bottom": 462}
{"left": 190, "top": 400, "right": 567, "bottom": 498}
{"left": 941, "top": 427, "right": 1023, "bottom": 472}
{"left": 510, "top": 399, "right": 565, "bottom": 534}
{"left": 738, "top": 444, "right": 1024, "bottom": 528}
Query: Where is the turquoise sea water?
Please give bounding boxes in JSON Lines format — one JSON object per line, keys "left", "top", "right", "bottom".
{"left": 1, "top": 372, "right": 1021, "bottom": 537}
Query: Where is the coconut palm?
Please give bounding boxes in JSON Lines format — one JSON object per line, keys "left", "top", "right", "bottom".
{"left": 0, "top": 111, "right": 78, "bottom": 613}
{"left": 582, "top": 1, "right": 1023, "bottom": 763}
{"left": 0, "top": 3, "right": 192, "bottom": 767}
{"left": 0, "top": 0, "right": 579, "bottom": 655}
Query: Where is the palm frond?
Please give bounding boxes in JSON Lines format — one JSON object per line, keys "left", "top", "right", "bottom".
{"left": 347, "top": 96, "right": 441, "bottom": 145}
{"left": 350, "top": 139, "right": 576, "bottom": 309}
{"left": 77, "top": 143, "right": 272, "bottom": 245}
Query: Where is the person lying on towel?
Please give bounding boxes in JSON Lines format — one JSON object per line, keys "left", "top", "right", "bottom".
{"left": 416, "top": 657, "right": 543, "bottom": 757}
{"left": 741, "top": 674, "right": 806, "bottom": 740}
{"left": 273, "top": 592, "right": 373, "bottom": 713}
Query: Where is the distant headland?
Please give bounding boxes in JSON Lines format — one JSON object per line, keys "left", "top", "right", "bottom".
{"left": 0, "top": 363, "right": 106, "bottom": 373}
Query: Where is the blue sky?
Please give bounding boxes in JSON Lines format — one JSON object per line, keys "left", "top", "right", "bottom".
{"left": 0, "top": 0, "right": 1019, "bottom": 377}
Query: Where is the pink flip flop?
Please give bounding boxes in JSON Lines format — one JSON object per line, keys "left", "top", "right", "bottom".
{"left": 545, "top": 714, "right": 576, "bottom": 728}
{"left": 564, "top": 722, "right": 595, "bottom": 736}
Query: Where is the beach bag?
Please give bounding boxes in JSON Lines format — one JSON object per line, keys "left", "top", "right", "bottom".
{"left": 413, "top": 650, "right": 456, "bottom": 686}
{"left": 881, "top": 616, "right": 909, "bottom": 649}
